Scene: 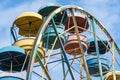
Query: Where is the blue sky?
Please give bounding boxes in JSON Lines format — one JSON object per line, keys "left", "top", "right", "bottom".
{"left": 0, "top": 0, "right": 120, "bottom": 80}
{"left": 0, "top": 0, "right": 120, "bottom": 48}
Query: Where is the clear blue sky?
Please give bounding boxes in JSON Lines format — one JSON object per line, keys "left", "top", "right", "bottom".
{"left": 0, "top": 0, "right": 120, "bottom": 80}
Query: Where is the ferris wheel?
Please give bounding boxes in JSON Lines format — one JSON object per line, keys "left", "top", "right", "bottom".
{"left": 0, "top": 3, "right": 120, "bottom": 80}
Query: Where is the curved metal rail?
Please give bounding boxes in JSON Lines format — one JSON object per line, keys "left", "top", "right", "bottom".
{"left": 25, "top": 5, "right": 120, "bottom": 80}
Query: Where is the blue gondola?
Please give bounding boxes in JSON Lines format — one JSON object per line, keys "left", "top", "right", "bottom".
{"left": 87, "top": 38, "right": 110, "bottom": 55}
{"left": 42, "top": 25, "right": 67, "bottom": 49}
{"left": 0, "top": 76, "right": 24, "bottom": 80}
{"left": 87, "top": 58, "right": 109, "bottom": 76}
{"left": 38, "top": 3, "right": 68, "bottom": 24}
{"left": 0, "top": 46, "right": 28, "bottom": 72}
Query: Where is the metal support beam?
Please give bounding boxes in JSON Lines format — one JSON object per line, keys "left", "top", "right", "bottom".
{"left": 36, "top": 53, "right": 51, "bottom": 80}
{"left": 61, "top": 54, "right": 66, "bottom": 78}
{"left": 26, "top": 45, "right": 51, "bottom": 80}
{"left": 91, "top": 18, "right": 103, "bottom": 80}
{"left": 11, "top": 28, "right": 16, "bottom": 41}
{"left": 51, "top": 19, "right": 75, "bottom": 80}
{"left": 94, "top": 17, "right": 120, "bottom": 54}
{"left": 70, "top": 9, "right": 91, "bottom": 80}
{"left": 111, "top": 41, "right": 116, "bottom": 80}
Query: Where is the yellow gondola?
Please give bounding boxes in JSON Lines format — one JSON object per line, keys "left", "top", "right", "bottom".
{"left": 13, "top": 38, "right": 45, "bottom": 61}
{"left": 13, "top": 12, "right": 43, "bottom": 36}
{"left": 104, "top": 71, "right": 120, "bottom": 80}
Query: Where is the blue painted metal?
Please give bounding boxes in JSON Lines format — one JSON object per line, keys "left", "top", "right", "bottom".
{"left": 51, "top": 19, "right": 75, "bottom": 80}
{"left": 87, "top": 58, "right": 109, "bottom": 76}
{"left": 0, "top": 46, "right": 28, "bottom": 71}
{"left": 42, "top": 25, "right": 67, "bottom": 49}
{"left": 91, "top": 18, "right": 104, "bottom": 80}
{"left": 11, "top": 28, "right": 17, "bottom": 41}
{"left": 0, "top": 76, "right": 24, "bottom": 80}
{"left": 61, "top": 54, "right": 65, "bottom": 78}
{"left": 87, "top": 38, "right": 110, "bottom": 55}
